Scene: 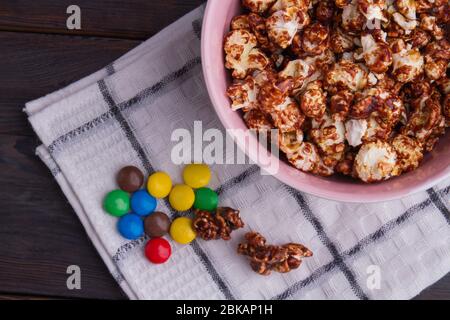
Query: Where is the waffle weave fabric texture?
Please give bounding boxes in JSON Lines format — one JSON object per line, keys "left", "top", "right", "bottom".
{"left": 25, "top": 5, "right": 450, "bottom": 300}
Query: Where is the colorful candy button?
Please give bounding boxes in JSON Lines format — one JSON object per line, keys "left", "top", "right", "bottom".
{"left": 170, "top": 217, "right": 196, "bottom": 244}
{"left": 131, "top": 189, "right": 157, "bottom": 216}
{"left": 147, "top": 171, "right": 172, "bottom": 198}
{"left": 169, "top": 184, "right": 195, "bottom": 211}
{"left": 117, "top": 166, "right": 144, "bottom": 193}
{"left": 144, "top": 212, "right": 171, "bottom": 238}
{"left": 194, "top": 187, "right": 218, "bottom": 211}
{"left": 183, "top": 164, "right": 211, "bottom": 189}
{"left": 117, "top": 213, "right": 144, "bottom": 240}
{"left": 104, "top": 190, "right": 130, "bottom": 217}
{"left": 145, "top": 238, "right": 171, "bottom": 264}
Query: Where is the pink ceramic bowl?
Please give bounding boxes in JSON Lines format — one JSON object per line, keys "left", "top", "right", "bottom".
{"left": 201, "top": 0, "right": 450, "bottom": 203}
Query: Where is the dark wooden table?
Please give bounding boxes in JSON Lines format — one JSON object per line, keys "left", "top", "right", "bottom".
{"left": 0, "top": 0, "right": 448, "bottom": 300}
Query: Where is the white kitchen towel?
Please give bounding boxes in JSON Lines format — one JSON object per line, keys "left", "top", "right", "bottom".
{"left": 25, "top": 5, "right": 450, "bottom": 300}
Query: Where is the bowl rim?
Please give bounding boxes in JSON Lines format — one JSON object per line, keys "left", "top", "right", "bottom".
{"left": 200, "top": 0, "right": 450, "bottom": 203}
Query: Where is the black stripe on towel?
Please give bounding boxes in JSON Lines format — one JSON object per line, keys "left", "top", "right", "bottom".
{"left": 427, "top": 188, "right": 450, "bottom": 224}
{"left": 274, "top": 186, "right": 450, "bottom": 300}
{"left": 47, "top": 57, "right": 201, "bottom": 154}
{"left": 98, "top": 76, "right": 235, "bottom": 300}
{"left": 286, "top": 188, "right": 369, "bottom": 300}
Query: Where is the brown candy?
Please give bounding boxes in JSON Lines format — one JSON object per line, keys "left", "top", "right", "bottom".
{"left": 117, "top": 166, "right": 144, "bottom": 193}
{"left": 144, "top": 212, "right": 171, "bottom": 238}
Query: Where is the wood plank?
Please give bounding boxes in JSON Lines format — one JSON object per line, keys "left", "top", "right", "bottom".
{"left": 0, "top": 0, "right": 205, "bottom": 40}
{"left": 415, "top": 273, "right": 450, "bottom": 300}
{"left": 0, "top": 31, "right": 140, "bottom": 136}
{"left": 0, "top": 134, "right": 125, "bottom": 299}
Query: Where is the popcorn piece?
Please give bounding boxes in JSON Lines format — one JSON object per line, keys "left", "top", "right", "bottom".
{"left": 415, "top": 0, "right": 448, "bottom": 13}
{"left": 224, "top": 29, "right": 270, "bottom": 79}
{"left": 248, "top": 13, "right": 279, "bottom": 52}
{"left": 335, "top": 0, "right": 352, "bottom": 9}
{"left": 351, "top": 87, "right": 404, "bottom": 125}
{"left": 227, "top": 77, "right": 259, "bottom": 111}
{"left": 300, "top": 80, "right": 327, "bottom": 118}
{"left": 345, "top": 118, "right": 368, "bottom": 146}
{"left": 278, "top": 129, "right": 304, "bottom": 154}
{"left": 354, "top": 140, "right": 398, "bottom": 182}
{"left": 391, "top": 40, "right": 424, "bottom": 83}
{"left": 408, "top": 28, "right": 431, "bottom": 48}
{"left": 244, "top": 109, "right": 274, "bottom": 131}
{"left": 392, "top": 0, "right": 418, "bottom": 33}
{"left": 300, "top": 22, "right": 330, "bottom": 56}
{"left": 423, "top": 116, "right": 446, "bottom": 151}
{"left": 402, "top": 95, "right": 442, "bottom": 143}
{"left": 330, "top": 28, "right": 355, "bottom": 53}
{"left": 444, "top": 94, "right": 450, "bottom": 127}
{"left": 310, "top": 113, "right": 346, "bottom": 157}
{"left": 358, "top": 0, "right": 388, "bottom": 22}
{"left": 266, "top": 7, "right": 310, "bottom": 48}
{"left": 395, "top": 0, "right": 417, "bottom": 21}
{"left": 424, "top": 39, "right": 450, "bottom": 81}
{"left": 270, "top": 0, "right": 311, "bottom": 13}
{"left": 258, "top": 78, "right": 294, "bottom": 113}
{"left": 242, "top": 0, "right": 277, "bottom": 14}
{"left": 270, "top": 97, "right": 306, "bottom": 131}
{"left": 424, "top": 56, "right": 447, "bottom": 80}
{"left": 342, "top": 0, "right": 366, "bottom": 32}
{"left": 330, "top": 90, "right": 354, "bottom": 117}
{"left": 287, "top": 142, "right": 320, "bottom": 172}
{"left": 361, "top": 32, "right": 393, "bottom": 73}
{"left": 231, "top": 15, "right": 251, "bottom": 30}
{"left": 324, "top": 59, "right": 368, "bottom": 93}
{"left": 420, "top": 15, "right": 444, "bottom": 40}
{"left": 336, "top": 150, "right": 357, "bottom": 176}
{"left": 391, "top": 134, "right": 423, "bottom": 173}
{"left": 279, "top": 59, "right": 315, "bottom": 89}
{"left": 316, "top": 0, "right": 336, "bottom": 22}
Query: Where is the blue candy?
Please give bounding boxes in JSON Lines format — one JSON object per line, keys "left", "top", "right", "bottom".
{"left": 131, "top": 189, "right": 157, "bottom": 216}
{"left": 117, "top": 213, "right": 144, "bottom": 240}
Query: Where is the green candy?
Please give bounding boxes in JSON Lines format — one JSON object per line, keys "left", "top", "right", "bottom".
{"left": 194, "top": 187, "right": 218, "bottom": 211}
{"left": 104, "top": 190, "right": 130, "bottom": 217}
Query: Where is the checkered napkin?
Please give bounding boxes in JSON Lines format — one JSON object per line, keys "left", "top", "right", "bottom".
{"left": 25, "top": 5, "right": 450, "bottom": 300}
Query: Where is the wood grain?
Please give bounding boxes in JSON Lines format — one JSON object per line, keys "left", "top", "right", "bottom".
{"left": 0, "top": 134, "right": 125, "bottom": 299}
{"left": 0, "top": 0, "right": 448, "bottom": 300}
{"left": 0, "top": 31, "right": 140, "bottom": 136}
{"left": 0, "top": 0, "right": 204, "bottom": 40}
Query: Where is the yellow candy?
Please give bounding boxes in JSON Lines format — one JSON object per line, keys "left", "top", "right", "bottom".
{"left": 147, "top": 171, "right": 172, "bottom": 198}
{"left": 183, "top": 164, "right": 211, "bottom": 189}
{"left": 170, "top": 217, "right": 196, "bottom": 244}
{"left": 169, "top": 184, "right": 195, "bottom": 211}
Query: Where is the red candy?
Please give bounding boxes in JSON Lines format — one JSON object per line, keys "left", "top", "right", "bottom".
{"left": 145, "top": 238, "right": 172, "bottom": 264}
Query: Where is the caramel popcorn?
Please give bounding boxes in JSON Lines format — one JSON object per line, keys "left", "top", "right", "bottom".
{"left": 227, "top": 77, "right": 259, "bottom": 111}
{"left": 244, "top": 108, "right": 274, "bottom": 131}
{"left": 193, "top": 208, "right": 245, "bottom": 241}
{"left": 324, "top": 60, "right": 368, "bottom": 93}
{"left": 243, "top": 0, "right": 277, "bottom": 14}
{"left": 224, "top": 0, "right": 448, "bottom": 183}
{"left": 237, "top": 232, "right": 313, "bottom": 276}
{"left": 355, "top": 140, "right": 398, "bottom": 182}
{"left": 391, "top": 41, "right": 424, "bottom": 83}
{"left": 361, "top": 32, "right": 393, "bottom": 73}
{"left": 266, "top": 6, "right": 310, "bottom": 48}
{"left": 278, "top": 129, "right": 304, "bottom": 154}
{"left": 224, "top": 30, "right": 270, "bottom": 79}
{"left": 392, "top": 134, "right": 424, "bottom": 173}
{"left": 299, "top": 80, "right": 327, "bottom": 118}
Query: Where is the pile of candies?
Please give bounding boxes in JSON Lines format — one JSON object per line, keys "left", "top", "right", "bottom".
{"left": 103, "top": 164, "right": 219, "bottom": 264}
